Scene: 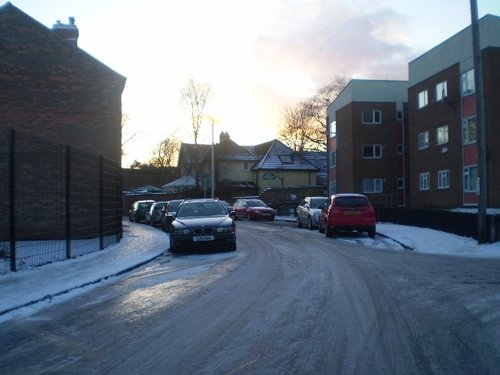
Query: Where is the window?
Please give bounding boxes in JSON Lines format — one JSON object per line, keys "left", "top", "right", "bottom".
{"left": 396, "top": 111, "right": 403, "bottom": 120}
{"left": 462, "top": 117, "right": 477, "bottom": 144}
{"left": 436, "top": 125, "right": 449, "bottom": 145}
{"left": 438, "top": 170, "right": 450, "bottom": 189}
{"left": 397, "top": 178, "right": 405, "bottom": 190}
{"left": 435, "top": 81, "right": 448, "bottom": 102}
{"left": 329, "top": 151, "right": 336, "bottom": 168}
{"left": 419, "top": 172, "right": 430, "bottom": 190}
{"left": 397, "top": 144, "right": 404, "bottom": 155}
{"left": 362, "top": 110, "right": 382, "bottom": 124}
{"left": 464, "top": 166, "right": 478, "bottom": 192}
{"left": 418, "top": 131, "right": 429, "bottom": 149}
{"left": 278, "top": 155, "right": 293, "bottom": 164}
{"left": 418, "top": 90, "right": 428, "bottom": 109}
{"left": 362, "top": 178, "right": 383, "bottom": 193}
{"left": 461, "top": 69, "right": 475, "bottom": 96}
{"left": 329, "top": 120, "right": 336, "bottom": 138}
{"left": 362, "top": 144, "right": 382, "bottom": 159}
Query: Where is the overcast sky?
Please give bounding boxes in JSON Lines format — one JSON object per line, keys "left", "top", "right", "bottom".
{"left": 6, "top": 0, "right": 500, "bottom": 167}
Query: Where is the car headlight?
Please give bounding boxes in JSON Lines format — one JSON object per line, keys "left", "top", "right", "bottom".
{"left": 216, "top": 227, "right": 231, "bottom": 233}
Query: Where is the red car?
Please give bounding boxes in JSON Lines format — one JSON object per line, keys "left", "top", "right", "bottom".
{"left": 318, "top": 193, "right": 376, "bottom": 238}
{"left": 232, "top": 198, "right": 275, "bottom": 221}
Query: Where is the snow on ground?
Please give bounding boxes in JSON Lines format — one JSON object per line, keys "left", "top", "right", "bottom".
{"left": 0, "top": 218, "right": 499, "bottom": 322}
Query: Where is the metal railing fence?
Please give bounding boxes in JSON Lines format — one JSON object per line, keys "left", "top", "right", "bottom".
{"left": 1, "top": 128, "right": 122, "bottom": 271}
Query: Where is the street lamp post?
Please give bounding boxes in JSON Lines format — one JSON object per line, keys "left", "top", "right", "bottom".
{"left": 470, "top": 0, "right": 488, "bottom": 243}
{"left": 211, "top": 120, "right": 215, "bottom": 199}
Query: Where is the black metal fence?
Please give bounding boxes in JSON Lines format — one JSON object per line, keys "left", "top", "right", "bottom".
{"left": 377, "top": 207, "right": 500, "bottom": 242}
{"left": 0, "top": 128, "right": 122, "bottom": 272}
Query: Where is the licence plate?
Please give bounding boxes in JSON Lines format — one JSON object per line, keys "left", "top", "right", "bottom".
{"left": 344, "top": 211, "right": 360, "bottom": 216}
{"left": 193, "top": 235, "right": 214, "bottom": 242}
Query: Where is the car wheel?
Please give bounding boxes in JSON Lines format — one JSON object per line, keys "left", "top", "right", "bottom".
{"left": 297, "top": 217, "right": 303, "bottom": 228}
{"left": 227, "top": 243, "right": 237, "bottom": 251}
{"left": 307, "top": 217, "right": 313, "bottom": 230}
{"left": 368, "top": 228, "right": 376, "bottom": 238}
{"left": 325, "top": 226, "right": 335, "bottom": 238}
{"left": 318, "top": 220, "right": 325, "bottom": 233}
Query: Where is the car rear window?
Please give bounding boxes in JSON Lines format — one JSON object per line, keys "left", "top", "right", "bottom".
{"left": 247, "top": 200, "right": 266, "bottom": 207}
{"left": 310, "top": 198, "right": 327, "bottom": 208}
{"left": 334, "top": 196, "right": 369, "bottom": 208}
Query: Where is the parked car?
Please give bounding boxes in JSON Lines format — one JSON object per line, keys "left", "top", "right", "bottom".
{"left": 220, "top": 200, "right": 232, "bottom": 213}
{"left": 129, "top": 200, "right": 155, "bottom": 223}
{"left": 232, "top": 198, "right": 275, "bottom": 221}
{"left": 161, "top": 199, "right": 184, "bottom": 232}
{"left": 319, "top": 193, "right": 376, "bottom": 238}
{"left": 296, "top": 196, "right": 328, "bottom": 230}
{"left": 145, "top": 201, "right": 168, "bottom": 226}
{"left": 169, "top": 198, "right": 237, "bottom": 253}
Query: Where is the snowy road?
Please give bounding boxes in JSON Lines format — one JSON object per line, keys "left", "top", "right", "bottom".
{"left": 1, "top": 220, "right": 500, "bottom": 374}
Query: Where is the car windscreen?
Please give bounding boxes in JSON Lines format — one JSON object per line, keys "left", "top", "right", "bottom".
{"left": 310, "top": 198, "right": 327, "bottom": 209}
{"left": 334, "top": 196, "right": 368, "bottom": 208}
{"left": 139, "top": 202, "right": 152, "bottom": 209}
{"left": 176, "top": 202, "right": 227, "bottom": 218}
{"left": 247, "top": 200, "right": 266, "bottom": 208}
{"left": 167, "top": 201, "right": 182, "bottom": 212}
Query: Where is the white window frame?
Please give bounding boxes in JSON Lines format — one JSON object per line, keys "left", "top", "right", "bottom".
{"left": 329, "top": 120, "right": 336, "bottom": 138}
{"left": 418, "top": 131, "right": 429, "bottom": 150}
{"left": 464, "top": 166, "right": 478, "bottom": 192}
{"left": 436, "top": 125, "right": 449, "bottom": 145}
{"left": 418, "top": 90, "right": 428, "bottom": 109}
{"left": 362, "top": 178, "right": 383, "bottom": 193}
{"left": 462, "top": 117, "right": 477, "bottom": 144}
{"left": 437, "top": 170, "right": 450, "bottom": 189}
{"left": 419, "top": 172, "right": 430, "bottom": 191}
{"left": 435, "top": 81, "right": 448, "bottom": 102}
{"left": 362, "top": 110, "right": 382, "bottom": 124}
{"left": 461, "top": 69, "right": 475, "bottom": 96}
{"left": 362, "top": 144, "right": 383, "bottom": 159}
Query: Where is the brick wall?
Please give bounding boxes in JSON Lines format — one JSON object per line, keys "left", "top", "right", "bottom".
{"left": 0, "top": 4, "right": 126, "bottom": 164}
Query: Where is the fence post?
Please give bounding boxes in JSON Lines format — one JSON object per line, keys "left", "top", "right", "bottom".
{"left": 65, "top": 145, "right": 72, "bottom": 259}
{"left": 8, "top": 129, "right": 16, "bottom": 272}
{"left": 99, "top": 156, "right": 104, "bottom": 250}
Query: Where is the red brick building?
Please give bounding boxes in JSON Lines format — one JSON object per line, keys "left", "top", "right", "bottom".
{"left": 327, "top": 80, "right": 408, "bottom": 208}
{"left": 407, "top": 14, "right": 500, "bottom": 208}
{"left": 327, "top": 15, "right": 500, "bottom": 210}
{"left": 0, "top": 2, "right": 126, "bottom": 163}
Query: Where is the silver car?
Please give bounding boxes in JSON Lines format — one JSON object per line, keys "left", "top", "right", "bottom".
{"left": 296, "top": 196, "right": 328, "bottom": 230}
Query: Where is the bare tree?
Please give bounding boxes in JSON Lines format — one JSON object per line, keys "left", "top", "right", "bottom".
{"left": 278, "top": 76, "right": 349, "bottom": 151}
{"left": 148, "top": 136, "right": 181, "bottom": 168}
{"left": 180, "top": 78, "right": 213, "bottom": 188}
{"left": 278, "top": 104, "right": 316, "bottom": 151}
{"left": 180, "top": 78, "right": 213, "bottom": 145}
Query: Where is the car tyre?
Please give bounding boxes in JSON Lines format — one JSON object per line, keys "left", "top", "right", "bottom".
{"left": 318, "top": 220, "right": 325, "bottom": 233}
{"left": 297, "top": 217, "right": 303, "bottom": 228}
{"left": 368, "top": 228, "right": 376, "bottom": 238}
{"left": 307, "top": 217, "right": 313, "bottom": 230}
{"left": 326, "top": 226, "right": 336, "bottom": 238}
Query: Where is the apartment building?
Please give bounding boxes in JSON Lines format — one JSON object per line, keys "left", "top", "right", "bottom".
{"left": 327, "top": 80, "right": 408, "bottom": 208}
{"left": 407, "top": 14, "right": 500, "bottom": 208}
{"left": 327, "top": 14, "right": 500, "bottom": 210}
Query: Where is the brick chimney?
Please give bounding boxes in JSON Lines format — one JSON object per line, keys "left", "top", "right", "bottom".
{"left": 219, "top": 131, "right": 230, "bottom": 143}
{"left": 52, "top": 17, "right": 79, "bottom": 46}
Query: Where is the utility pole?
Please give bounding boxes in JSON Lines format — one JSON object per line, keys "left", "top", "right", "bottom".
{"left": 211, "top": 120, "right": 215, "bottom": 199}
{"left": 470, "top": 0, "right": 488, "bottom": 243}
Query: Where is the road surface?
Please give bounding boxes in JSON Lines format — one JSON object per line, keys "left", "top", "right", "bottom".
{"left": 1, "top": 220, "right": 499, "bottom": 374}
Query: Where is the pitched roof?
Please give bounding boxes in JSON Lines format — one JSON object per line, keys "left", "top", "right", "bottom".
{"left": 251, "top": 140, "right": 319, "bottom": 171}
{"left": 214, "top": 138, "right": 258, "bottom": 161}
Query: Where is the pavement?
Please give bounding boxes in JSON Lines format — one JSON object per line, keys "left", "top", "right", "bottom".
{"left": 0, "top": 221, "right": 170, "bottom": 318}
